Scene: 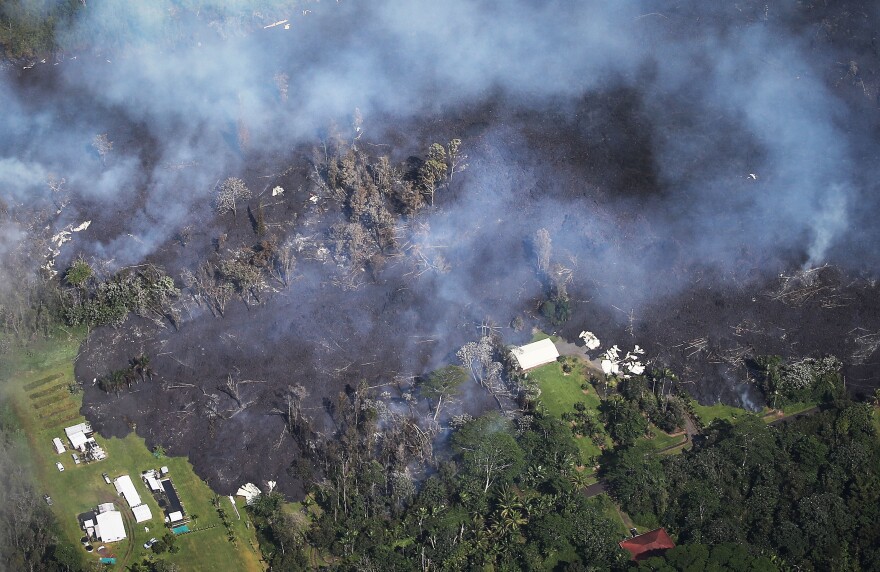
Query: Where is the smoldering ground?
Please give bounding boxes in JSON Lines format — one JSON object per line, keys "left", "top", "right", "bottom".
{"left": 4, "top": 0, "right": 880, "bottom": 493}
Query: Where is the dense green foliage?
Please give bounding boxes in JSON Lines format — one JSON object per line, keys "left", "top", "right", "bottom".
{"left": 753, "top": 355, "right": 843, "bottom": 407}
{"left": 0, "top": 403, "right": 84, "bottom": 571}
{"left": 249, "top": 388, "right": 629, "bottom": 571}
{"left": 62, "top": 264, "right": 179, "bottom": 328}
{"left": 97, "top": 353, "right": 153, "bottom": 394}
{"left": 639, "top": 543, "right": 776, "bottom": 571}
{"left": 0, "top": 0, "right": 79, "bottom": 58}
{"left": 540, "top": 295, "right": 571, "bottom": 327}
{"left": 618, "top": 371, "right": 687, "bottom": 434}
{"left": 606, "top": 402, "right": 880, "bottom": 570}
{"left": 0, "top": 1, "right": 301, "bottom": 59}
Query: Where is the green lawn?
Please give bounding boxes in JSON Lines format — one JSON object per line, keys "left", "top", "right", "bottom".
{"left": 1, "top": 333, "right": 264, "bottom": 572}
{"left": 692, "top": 398, "right": 820, "bottom": 428}
{"left": 588, "top": 493, "right": 630, "bottom": 538}
{"left": 639, "top": 425, "right": 686, "bottom": 452}
{"left": 780, "top": 401, "right": 817, "bottom": 416}
{"left": 691, "top": 401, "right": 750, "bottom": 426}
{"left": 530, "top": 360, "right": 610, "bottom": 464}
{"left": 529, "top": 331, "right": 561, "bottom": 343}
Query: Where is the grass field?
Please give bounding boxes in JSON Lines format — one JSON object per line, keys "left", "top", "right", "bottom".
{"left": 639, "top": 425, "right": 686, "bottom": 452}
{"left": 0, "top": 332, "right": 265, "bottom": 571}
{"left": 693, "top": 398, "right": 820, "bottom": 428}
{"left": 530, "top": 360, "right": 611, "bottom": 464}
{"left": 691, "top": 401, "right": 750, "bottom": 426}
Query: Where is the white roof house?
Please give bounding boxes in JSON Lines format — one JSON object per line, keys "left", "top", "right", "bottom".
{"left": 94, "top": 510, "right": 126, "bottom": 542}
{"left": 131, "top": 504, "right": 153, "bottom": 523}
{"left": 511, "top": 338, "right": 560, "bottom": 370}
{"left": 64, "top": 422, "right": 91, "bottom": 438}
{"left": 113, "top": 475, "right": 142, "bottom": 508}
{"left": 52, "top": 437, "right": 65, "bottom": 454}
{"left": 167, "top": 510, "right": 184, "bottom": 524}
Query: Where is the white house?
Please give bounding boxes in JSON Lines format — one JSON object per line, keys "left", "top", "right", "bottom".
{"left": 94, "top": 510, "right": 126, "bottom": 542}
{"left": 113, "top": 475, "right": 142, "bottom": 508}
{"left": 511, "top": 338, "right": 560, "bottom": 370}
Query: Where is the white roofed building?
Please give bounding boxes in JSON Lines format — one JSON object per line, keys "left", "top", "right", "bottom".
{"left": 64, "top": 422, "right": 91, "bottom": 439}
{"left": 113, "top": 475, "right": 142, "bottom": 508}
{"left": 132, "top": 504, "right": 153, "bottom": 523}
{"left": 511, "top": 338, "right": 560, "bottom": 371}
{"left": 52, "top": 437, "right": 65, "bottom": 454}
{"left": 94, "top": 510, "right": 126, "bottom": 542}
{"left": 68, "top": 431, "right": 88, "bottom": 451}
{"left": 97, "top": 502, "right": 115, "bottom": 514}
{"left": 142, "top": 471, "right": 162, "bottom": 492}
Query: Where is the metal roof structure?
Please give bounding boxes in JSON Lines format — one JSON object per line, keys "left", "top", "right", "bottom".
{"left": 132, "top": 504, "right": 153, "bottom": 523}
{"left": 68, "top": 431, "right": 88, "bottom": 450}
{"left": 619, "top": 528, "right": 676, "bottom": 561}
{"left": 95, "top": 511, "right": 126, "bottom": 543}
{"left": 113, "top": 475, "right": 142, "bottom": 508}
{"left": 64, "top": 422, "right": 91, "bottom": 438}
{"left": 511, "top": 338, "right": 560, "bottom": 370}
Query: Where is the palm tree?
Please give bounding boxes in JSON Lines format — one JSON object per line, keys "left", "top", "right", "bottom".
{"left": 568, "top": 468, "right": 592, "bottom": 491}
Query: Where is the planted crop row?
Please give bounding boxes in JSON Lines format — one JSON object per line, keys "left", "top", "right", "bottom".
{"left": 28, "top": 383, "right": 67, "bottom": 400}
{"left": 23, "top": 373, "right": 62, "bottom": 391}
{"left": 32, "top": 393, "right": 69, "bottom": 410}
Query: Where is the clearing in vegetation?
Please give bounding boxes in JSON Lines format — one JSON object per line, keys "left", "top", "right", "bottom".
{"left": 0, "top": 333, "right": 265, "bottom": 572}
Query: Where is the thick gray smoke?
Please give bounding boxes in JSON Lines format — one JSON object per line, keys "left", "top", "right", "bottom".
{"left": 10, "top": 0, "right": 876, "bottom": 494}
{"left": 1, "top": 0, "right": 877, "bottom": 309}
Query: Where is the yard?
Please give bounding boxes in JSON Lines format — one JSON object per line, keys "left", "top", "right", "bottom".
{"left": 529, "top": 359, "right": 610, "bottom": 465}
{"left": 0, "top": 332, "right": 265, "bottom": 571}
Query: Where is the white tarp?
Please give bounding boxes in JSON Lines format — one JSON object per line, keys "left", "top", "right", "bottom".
{"left": 95, "top": 511, "right": 126, "bottom": 542}
{"left": 132, "top": 504, "right": 152, "bottom": 523}
{"left": 511, "top": 338, "right": 560, "bottom": 370}
{"left": 113, "top": 475, "right": 142, "bottom": 508}
{"left": 52, "top": 437, "right": 65, "bottom": 454}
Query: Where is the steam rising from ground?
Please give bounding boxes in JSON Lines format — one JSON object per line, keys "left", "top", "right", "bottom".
{"left": 3, "top": 1, "right": 876, "bottom": 302}
{"left": 3, "top": 0, "right": 880, "bottom": 491}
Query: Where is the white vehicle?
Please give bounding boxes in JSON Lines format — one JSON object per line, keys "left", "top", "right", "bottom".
{"left": 72, "top": 453, "right": 80, "bottom": 464}
{"left": 56, "top": 462, "right": 64, "bottom": 472}
{"left": 143, "top": 538, "right": 158, "bottom": 549}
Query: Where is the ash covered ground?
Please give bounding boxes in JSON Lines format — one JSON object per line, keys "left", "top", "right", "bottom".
{"left": 4, "top": 1, "right": 880, "bottom": 495}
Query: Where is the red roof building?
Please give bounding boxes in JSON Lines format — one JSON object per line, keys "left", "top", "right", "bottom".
{"left": 619, "top": 528, "right": 676, "bottom": 561}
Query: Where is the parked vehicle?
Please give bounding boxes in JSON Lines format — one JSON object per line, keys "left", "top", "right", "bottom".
{"left": 102, "top": 472, "right": 111, "bottom": 484}
{"left": 43, "top": 495, "right": 53, "bottom": 505}
{"left": 72, "top": 453, "right": 80, "bottom": 464}
{"left": 143, "top": 538, "right": 158, "bottom": 549}
{"left": 55, "top": 462, "right": 64, "bottom": 472}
